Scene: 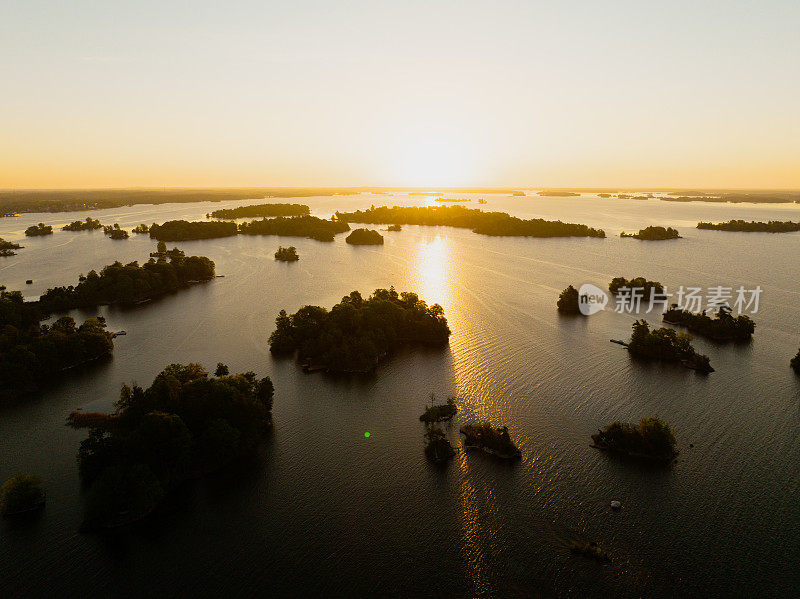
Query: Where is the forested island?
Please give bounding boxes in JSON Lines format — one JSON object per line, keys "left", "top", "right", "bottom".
{"left": 537, "top": 191, "right": 580, "bottom": 197}
{"left": 387, "top": 224, "right": 402, "bottom": 231}
{"left": 591, "top": 416, "right": 677, "bottom": 462}
{"left": 663, "top": 305, "right": 755, "bottom": 341}
{"left": 419, "top": 396, "right": 458, "bottom": 423}
{"left": 609, "top": 276, "right": 664, "bottom": 295}
{"left": 696, "top": 220, "right": 800, "bottom": 233}
{"left": 149, "top": 220, "right": 238, "bottom": 241}
{"left": 435, "top": 197, "right": 470, "bottom": 203}
{"left": 0, "top": 238, "right": 22, "bottom": 256}
{"left": 557, "top": 285, "right": 581, "bottom": 314}
{"left": 274, "top": 246, "right": 299, "bottom": 261}
{"left": 63, "top": 217, "right": 103, "bottom": 231}
{"left": 625, "top": 319, "right": 713, "bottom": 373}
{"left": 67, "top": 362, "right": 274, "bottom": 528}
{"left": 269, "top": 288, "right": 451, "bottom": 373}
{"left": 25, "top": 223, "right": 53, "bottom": 237}
{"left": 335, "top": 206, "right": 605, "bottom": 238}
{"left": 37, "top": 253, "right": 215, "bottom": 313}
{"left": 208, "top": 203, "right": 311, "bottom": 219}
{"left": 424, "top": 426, "right": 455, "bottom": 463}
{"left": 663, "top": 191, "right": 800, "bottom": 204}
{"left": 460, "top": 423, "right": 521, "bottom": 459}
{"left": 620, "top": 226, "right": 680, "bottom": 240}
{"left": 132, "top": 223, "right": 150, "bottom": 234}
{"left": 239, "top": 215, "right": 350, "bottom": 242}
{"left": 346, "top": 228, "right": 384, "bottom": 245}
{"left": 0, "top": 288, "right": 114, "bottom": 403}
{"left": 103, "top": 224, "right": 129, "bottom": 239}
{"left": 0, "top": 473, "right": 46, "bottom": 516}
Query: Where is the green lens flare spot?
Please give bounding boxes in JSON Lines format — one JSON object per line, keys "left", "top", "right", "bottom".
{"left": 364, "top": 432, "right": 371, "bottom": 438}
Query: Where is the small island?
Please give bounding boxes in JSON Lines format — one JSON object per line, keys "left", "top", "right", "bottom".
{"left": 697, "top": 219, "right": 800, "bottom": 232}
{"left": 624, "top": 319, "right": 713, "bottom": 373}
{"left": 419, "top": 395, "right": 458, "bottom": 423}
{"left": 791, "top": 350, "right": 800, "bottom": 375}
{"left": 63, "top": 217, "right": 103, "bottom": 231}
{"left": 346, "top": 228, "right": 384, "bottom": 245}
{"left": 569, "top": 541, "right": 610, "bottom": 564}
{"left": 0, "top": 473, "right": 45, "bottom": 517}
{"left": 0, "top": 238, "right": 23, "bottom": 257}
{"left": 620, "top": 226, "right": 680, "bottom": 240}
{"left": 663, "top": 305, "right": 755, "bottom": 341}
{"left": 238, "top": 215, "right": 350, "bottom": 242}
{"left": 537, "top": 190, "right": 580, "bottom": 197}
{"left": 387, "top": 224, "right": 402, "bottom": 231}
{"left": 424, "top": 426, "right": 455, "bottom": 463}
{"left": 25, "top": 223, "right": 53, "bottom": 237}
{"left": 591, "top": 416, "right": 677, "bottom": 462}
{"left": 132, "top": 223, "right": 150, "bottom": 234}
{"left": 274, "top": 246, "right": 299, "bottom": 261}
{"left": 556, "top": 285, "right": 582, "bottom": 314}
{"left": 103, "top": 224, "right": 129, "bottom": 239}
{"left": 459, "top": 423, "right": 521, "bottom": 459}
{"left": 435, "top": 197, "right": 470, "bottom": 203}
{"left": 67, "top": 362, "right": 274, "bottom": 528}
{"left": 269, "top": 288, "right": 450, "bottom": 373}
{"left": 609, "top": 276, "right": 664, "bottom": 295}
{"left": 208, "top": 203, "right": 310, "bottom": 219}
{"left": 149, "top": 219, "right": 238, "bottom": 241}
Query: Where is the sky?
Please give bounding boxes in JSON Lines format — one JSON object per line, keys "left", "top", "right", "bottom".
{"left": 1, "top": 0, "right": 799, "bottom": 189}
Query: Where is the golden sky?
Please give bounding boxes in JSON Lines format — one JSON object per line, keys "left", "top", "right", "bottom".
{"left": 1, "top": 1, "right": 799, "bottom": 189}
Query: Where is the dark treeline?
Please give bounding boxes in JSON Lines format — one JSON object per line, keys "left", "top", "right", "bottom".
{"left": 697, "top": 220, "right": 800, "bottom": 233}
{"left": 557, "top": 285, "right": 581, "bottom": 314}
{"left": 609, "top": 276, "right": 664, "bottom": 295}
{"left": 38, "top": 254, "right": 215, "bottom": 313}
{"left": 239, "top": 215, "right": 350, "bottom": 242}
{"left": 663, "top": 305, "right": 755, "bottom": 341}
{"left": 63, "top": 217, "right": 103, "bottom": 231}
{"left": 208, "top": 203, "right": 310, "bottom": 219}
{"left": 334, "top": 206, "right": 606, "bottom": 238}
{"left": 346, "top": 228, "right": 384, "bottom": 245}
{"left": 0, "top": 238, "right": 22, "bottom": 256}
{"left": 269, "top": 288, "right": 451, "bottom": 373}
{"left": 664, "top": 191, "right": 800, "bottom": 204}
{"left": 627, "top": 319, "right": 713, "bottom": 373}
{"left": 621, "top": 226, "right": 680, "bottom": 240}
{"left": 0, "top": 289, "right": 114, "bottom": 403}
{"left": 25, "top": 223, "right": 53, "bottom": 236}
{"left": 591, "top": 417, "right": 676, "bottom": 461}
{"left": 67, "top": 363, "right": 274, "bottom": 528}
{"left": 149, "top": 220, "right": 238, "bottom": 241}
{"left": 792, "top": 350, "right": 800, "bottom": 374}
{"left": 419, "top": 396, "right": 458, "bottom": 423}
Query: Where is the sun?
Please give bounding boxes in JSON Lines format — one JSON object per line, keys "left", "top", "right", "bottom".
{"left": 394, "top": 138, "right": 474, "bottom": 188}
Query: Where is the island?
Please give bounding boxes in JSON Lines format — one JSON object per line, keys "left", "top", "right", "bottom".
{"left": 238, "top": 215, "right": 350, "bottom": 242}
{"left": 424, "top": 426, "right": 455, "bottom": 463}
{"left": 556, "top": 285, "right": 581, "bottom": 314}
{"left": 620, "top": 226, "right": 680, "bottom": 240}
{"left": 663, "top": 305, "right": 755, "bottom": 341}
{"left": 536, "top": 190, "right": 580, "bottom": 197}
{"left": 208, "top": 203, "right": 310, "bottom": 219}
{"left": 37, "top": 252, "right": 215, "bottom": 313}
{"left": 609, "top": 276, "right": 664, "bottom": 295}
{"left": 0, "top": 288, "right": 114, "bottom": 403}
{"left": 149, "top": 219, "right": 238, "bottom": 241}
{"left": 24, "top": 223, "right": 53, "bottom": 236}
{"left": 435, "top": 197, "right": 470, "bottom": 203}
{"left": 103, "top": 224, "right": 129, "bottom": 239}
{"left": 274, "top": 246, "right": 299, "bottom": 261}
{"left": 569, "top": 541, "right": 610, "bottom": 564}
{"left": 419, "top": 395, "right": 458, "bottom": 423}
{"left": 624, "top": 319, "right": 713, "bottom": 373}
{"left": 591, "top": 416, "right": 677, "bottom": 462}
{"left": 387, "top": 224, "right": 402, "bottom": 231}
{"left": 0, "top": 473, "right": 45, "bottom": 517}
{"left": 334, "top": 206, "right": 606, "bottom": 238}
{"left": 696, "top": 219, "right": 800, "bottom": 233}
{"left": 459, "top": 423, "right": 521, "bottom": 459}
{"left": 268, "top": 288, "right": 451, "bottom": 373}
{"left": 63, "top": 217, "right": 103, "bottom": 231}
{"left": 67, "top": 362, "right": 274, "bottom": 528}
{"left": 0, "top": 238, "right": 22, "bottom": 256}
{"left": 346, "top": 228, "right": 384, "bottom": 245}
{"left": 132, "top": 223, "right": 150, "bottom": 234}
{"left": 791, "top": 350, "right": 800, "bottom": 374}
{"left": 662, "top": 190, "right": 800, "bottom": 204}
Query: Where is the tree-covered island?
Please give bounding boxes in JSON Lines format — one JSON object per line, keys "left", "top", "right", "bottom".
{"left": 67, "top": 363, "right": 274, "bottom": 528}
{"left": 459, "top": 423, "right": 521, "bottom": 459}
{"left": 791, "top": 350, "right": 800, "bottom": 375}
{"left": 697, "top": 220, "right": 800, "bottom": 233}
{"left": 663, "top": 305, "right": 755, "bottom": 341}
{"left": 620, "top": 226, "right": 680, "bottom": 240}
{"left": 624, "top": 319, "right": 713, "bottom": 373}
{"left": 419, "top": 395, "right": 458, "bottom": 423}
{"left": 424, "top": 426, "right": 455, "bottom": 463}
{"left": 609, "top": 276, "right": 664, "bottom": 296}
{"left": 208, "top": 203, "right": 311, "bottom": 219}
{"left": 239, "top": 215, "right": 350, "bottom": 242}
{"left": 149, "top": 219, "right": 238, "bottom": 241}
{"left": 345, "top": 228, "right": 384, "bottom": 245}
{"left": 0, "top": 238, "right": 23, "bottom": 256}
{"left": 274, "top": 246, "right": 299, "bottom": 261}
{"left": 557, "top": 285, "right": 582, "bottom": 314}
{"left": 63, "top": 217, "right": 103, "bottom": 231}
{"left": 132, "top": 223, "right": 150, "bottom": 234}
{"left": 591, "top": 416, "right": 677, "bottom": 462}
{"left": 334, "top": 206, "right": 605, "bottom": 238}
{"left": 387, "top": 224, "right": 402, "bottom": 231}
{"left": 269, "top": 288, "right": 451, "bottom": 373}
{"left": 103, "top": 224, "right": 129, "bottom": 239}
{"left": 25, "top": 223, "right": 53, "bottom": 237}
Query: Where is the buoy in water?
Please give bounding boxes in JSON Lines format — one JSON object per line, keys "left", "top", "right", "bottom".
{"left": 611, "top": 500, "right": 622, "bottom": 511}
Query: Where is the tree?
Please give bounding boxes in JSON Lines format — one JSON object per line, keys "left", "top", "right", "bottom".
{"left": 214, "top": 362, "right": 229, "bottom": 376}
{"left": 157, "top": 240, "right": 167, "bottom": 253}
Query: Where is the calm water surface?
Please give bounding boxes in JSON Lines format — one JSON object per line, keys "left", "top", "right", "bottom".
{"left": 1, "top": 193, "right": 799, "bottom": 597}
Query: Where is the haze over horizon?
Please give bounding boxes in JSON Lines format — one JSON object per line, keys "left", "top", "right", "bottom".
{"left": 2, "top": 0, "right": 798, "bottom": 189}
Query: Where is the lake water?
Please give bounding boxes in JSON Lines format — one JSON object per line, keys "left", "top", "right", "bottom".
{"left": 1, "top": 193, "right": 799, "bottom": 597}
